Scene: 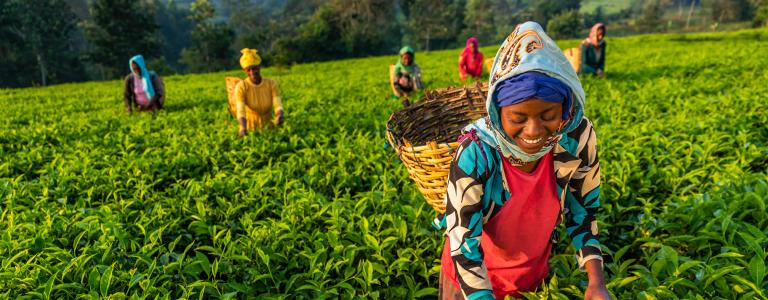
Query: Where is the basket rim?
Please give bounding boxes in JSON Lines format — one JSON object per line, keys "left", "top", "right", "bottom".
{"left": 386, "top": 82, "right": 488, "bottom": 150}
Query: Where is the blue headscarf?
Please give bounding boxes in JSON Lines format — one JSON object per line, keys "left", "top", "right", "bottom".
{"left": 129, "top": 55, "right": 156, "bottom": 98}
{"left": 494, "top": 71, "right": 572, "bottom": 120}
{"left": 466, "top": 21, "right": 586, "bottom": 163}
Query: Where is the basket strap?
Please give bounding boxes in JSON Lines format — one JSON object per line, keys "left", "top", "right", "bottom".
{"left": 457, "top": 128, "right": 488, "bottom": 165}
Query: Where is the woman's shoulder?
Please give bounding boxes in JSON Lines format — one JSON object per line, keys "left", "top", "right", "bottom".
{"left": 454, "top": 135, "right": 498, "bottom": 176}
{"left": 234, "top": 78, "right": 248, "bottom": 91}
{"left": 559, "top": 116, "right": 596, "bottom": 155}
{"left": 566, "top": 116, "right": 594, "bottom": 138}
{"left": 263, "top": 78, "right": 278, "bottom": 86}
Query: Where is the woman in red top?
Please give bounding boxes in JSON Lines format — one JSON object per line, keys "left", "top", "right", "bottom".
{"left": 434, "top": 22, "right": 611, "bottom": 300}
{"left": 458, "top": 37, "right": 484, "bottom": 81}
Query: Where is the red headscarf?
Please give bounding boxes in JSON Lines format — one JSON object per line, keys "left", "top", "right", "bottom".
{"left": 459, "top": 37, "right": 484, "bottom": 79}
{"left": 583, "top": 23, "right": 605, "bottom": 50}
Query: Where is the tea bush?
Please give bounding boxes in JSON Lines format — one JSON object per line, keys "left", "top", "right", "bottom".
{"left": 1, "top": 29, "right": 766, "bottom": 299}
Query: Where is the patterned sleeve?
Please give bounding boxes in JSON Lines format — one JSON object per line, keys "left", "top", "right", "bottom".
{"left": 443, "top": 139, "right": 495, "bottom": 300}
{"left": 565, "top": 118, "right": 603, "bottom": 270}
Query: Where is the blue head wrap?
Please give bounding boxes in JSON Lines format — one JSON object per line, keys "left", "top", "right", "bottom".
{"left": 129, "top": 55, "right": 156, "bottom": 98}
{"left": 494, "top": 71, "right": 572, "bottom": 120}
{"left": 465, "top": 21, "right": 586, "bottom": 163}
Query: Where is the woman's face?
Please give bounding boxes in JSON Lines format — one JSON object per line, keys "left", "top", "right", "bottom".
{"left": 499, "top": 98, "right": 563, "bottom": 154}
{"left": 597, "top": 28, "right": 605, "bottom": 41}
{"left": 245, "top": 65, "right": 261, "bottom": 81}
{"left": 131, "top": 63, "right": 141, "bottom": 76}
{"left": 401, "top": 53, "right": 412, "bottom": 65}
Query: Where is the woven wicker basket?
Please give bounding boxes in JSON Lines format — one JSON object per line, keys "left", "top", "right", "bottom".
{"left": 563, "top": 47, "right": 581, "bottom": 73}
{"left": 386, "top": 82, "right": 489, "bottom": 213}
{"left": 225, "top": 77, "right": 242, "bottom": 116}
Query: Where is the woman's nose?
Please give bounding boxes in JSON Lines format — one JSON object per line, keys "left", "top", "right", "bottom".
{"left": 523, "top": 119, "right": 543, "bottom": 137}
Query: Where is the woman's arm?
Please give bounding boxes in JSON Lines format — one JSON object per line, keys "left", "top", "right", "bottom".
{"left": 564, "top": 118, "right": 609, "bottom": 297}
{"left": 442, "top": 140, "right": 494, "bottom": 300}
{"left": 151, "top": 74, "right": 165, "bottom": 107}
{"left": 458, "top": 55, "right": 468, "bottom": 80}
{"left": 597, "top": 43, "right": 606, "bottom": 73}
{"left": 564, "top": 118, "right": 603, "bottom": 266}
{"left": 580, "top": 44, "right": 596, "bottom": 75}
{"left": 271, "top": 80, "right": 283, "bottom": 126}
{"left": 584, "top": 260, "right": 612, "bottom": 299}
{"left": 123, "top": 75, "right": 134, "bottom": 113}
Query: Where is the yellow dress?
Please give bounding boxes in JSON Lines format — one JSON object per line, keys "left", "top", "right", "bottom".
{"left": 234, "top": 77, "right": 283, "bottom": 130}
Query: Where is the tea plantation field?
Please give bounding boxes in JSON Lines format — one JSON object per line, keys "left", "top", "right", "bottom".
{"left": 1, "top": 29, "right": 767, "bottom": 299}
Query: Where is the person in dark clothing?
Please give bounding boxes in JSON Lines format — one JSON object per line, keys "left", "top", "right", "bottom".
{"left": 580, "top": 23, "right": 606, "bottom": 77}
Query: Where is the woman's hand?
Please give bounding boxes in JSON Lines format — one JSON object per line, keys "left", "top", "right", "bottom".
{"left": 584, "top": 284, "right": 612, "bottom": 300}
{"left": 584, "top": 259, "right": 611, "bottom": 300}
{"left": 275, "top": 110, "right": 284, "bottom": 126}
{"left": 238, "top": 118, "right": 247, "bottom": 137}
{"left": 398, "top": 77, "right": 411, "bottom": 87}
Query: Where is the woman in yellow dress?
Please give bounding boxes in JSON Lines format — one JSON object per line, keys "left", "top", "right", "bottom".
{"left": 235, "top": 48, "right": 284, "bottom": 137}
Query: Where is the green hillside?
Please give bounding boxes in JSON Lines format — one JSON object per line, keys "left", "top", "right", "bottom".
{"left": 1, "top": 29, "right": 767, "bottom": 299}
{"left": 580, "top": 0, "right": 635, "bottom": 14}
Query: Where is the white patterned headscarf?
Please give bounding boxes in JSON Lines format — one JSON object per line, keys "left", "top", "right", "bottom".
{"left": 466, "top": 21, "right": 586, "bottom": 163}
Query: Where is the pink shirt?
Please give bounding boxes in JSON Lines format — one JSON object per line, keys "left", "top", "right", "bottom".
{"left": 133, "top": 75, "right": 150, "bottom": 106}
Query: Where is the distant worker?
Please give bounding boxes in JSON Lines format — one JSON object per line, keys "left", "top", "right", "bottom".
{"left": 390, "top": 46, "right": 423, "bottom": 99}
{"left": 234, "top": 48, "right": 283, "bottom": 137}
{"left": 580, "top": 23, "right": 606, "bottom": 76}
{"left": 458, "top": 37, "right": 484, "bottom": 80}
{"left": 124, "top": 55, "right": 164, "bottom": 113}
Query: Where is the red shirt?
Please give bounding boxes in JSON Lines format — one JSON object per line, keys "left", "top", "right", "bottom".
{"left": 441, "top": 152, "right": 560, "bottom": 298}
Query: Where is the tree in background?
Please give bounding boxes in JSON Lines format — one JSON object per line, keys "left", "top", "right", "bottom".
{"left": 152, "top": 0, "right": 194, "bottom": 72}
{"left": 637, "top": 0, "right": 664, "bottom": 33}
{"left": 332, "top": 0, "right": 400, "bottom": 56}
{"left": 533, "top": 0, "right": 580, "bottom": 28}
{"left": 0, "top": 0, "right": 85, "bottom": 87}
{"left": 583, "top": 5, "right": 605, "bottom": 29}
{"left": 224, "top": 0, "right": 272, "bottom": 57}
{"left": 405, "top": 0, "right": 464, "bottom": 51}
{"left": 271, "top": 0, "right": 399, "bottom": 65}
{"left": 83, "top": 0, "right": 160, "bottom": 79}
{"left": 492, "top": 0, "right": 529, "bottom": 42}
{"left": 547, "top": 10, "right": 583, "bottom": 39}
{"left": 461, "top": 0, "right": 496, "bottom": 45}
{"left": 753, "top": 0, "right": 768, "bottom": 26}
{"left": 180, "top": 0, "right": 235, "bottom": 73}
{"left": 702, "top": 0, "right": 752, "bottom": 23}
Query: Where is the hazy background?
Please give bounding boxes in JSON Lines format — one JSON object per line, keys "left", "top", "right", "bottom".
{"left": 1, "top": 0, "right": 766, "bottom": 88}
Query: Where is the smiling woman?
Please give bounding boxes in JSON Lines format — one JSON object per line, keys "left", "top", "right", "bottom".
{"left": 433, "top": 22, "right": 612, "bottom": 299}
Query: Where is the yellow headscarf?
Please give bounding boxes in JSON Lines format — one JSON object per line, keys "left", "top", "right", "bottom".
{"left": 239, "top": 48, "right": 262, "bottom": 69}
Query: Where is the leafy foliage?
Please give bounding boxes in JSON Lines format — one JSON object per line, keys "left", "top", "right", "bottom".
{"left": 547, "top": 10, "right": 584, "bottom": 39}
{"left": 82, "top": 0, "right": 161, "bottom": 79}
{"left": 0, "top": 29, "right": 767, "bottom": 299}
{"left": 180, "top": 0, "right": 236, "bottom": 73}
{"left": 0, "top": 0, "right": 85, "bottom": 87}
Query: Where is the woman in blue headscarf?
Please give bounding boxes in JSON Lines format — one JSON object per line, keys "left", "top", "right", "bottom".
{"left": 123, "top": 55, "right": 165, "bottom": 113}
{"left": 434, "top": 22, "right": 612, "bottom": 299}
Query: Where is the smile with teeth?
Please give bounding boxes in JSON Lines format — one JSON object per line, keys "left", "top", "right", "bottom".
{"left": 520, "top": 137, "right": 543, "bottom": 144}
